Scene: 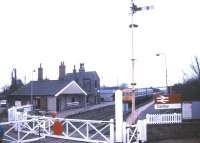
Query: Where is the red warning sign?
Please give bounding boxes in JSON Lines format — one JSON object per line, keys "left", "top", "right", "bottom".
{"left": 52, "top": 121, "right": 64, "bottom": 135}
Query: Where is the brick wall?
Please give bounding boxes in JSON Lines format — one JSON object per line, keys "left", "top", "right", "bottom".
{"left": 147, "top": 120, "right": 200, "bottom": 141}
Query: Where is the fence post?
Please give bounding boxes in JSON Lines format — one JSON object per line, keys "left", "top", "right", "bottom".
{"left": 8, "top": 108, "right": 10, "bottom": 122}
{"left": 8, "top": 106, "right": 16, "bottom": 122}
{"left": 136, "top": 119, "right": 147, "bottom": 142}
{"left": 110, "top": 119, "right": 114, "bottom": 143}
{"left": 137, "top": 120, "right": 142, "bottom": 142}
{"left": 126, "top": 125, "right": 130, "bottom": 143}
{"left": 142, "top": 119, "right": 147, "bottom": 142}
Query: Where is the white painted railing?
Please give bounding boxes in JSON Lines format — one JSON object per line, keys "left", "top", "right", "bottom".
{"left": 146, "top": 113, "right": 182, "bottom": 124}
{"left": 125, "top": 123, "right": 138, "bottom": 143}
{"left": 0, "top": 119, "right": 45, "bottom": 142}
{"left": 5, "top": 105, "right": 115, "bottom": 143}
{"left": 35, "top": 116, "right": 114, "bottom": 143}
{"left": 2, "top": 112, "right": 114, "bottom": 143}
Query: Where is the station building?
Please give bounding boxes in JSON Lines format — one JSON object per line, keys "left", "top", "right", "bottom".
{"left": 10, "top": 62, "right": 100, "bottom": 112}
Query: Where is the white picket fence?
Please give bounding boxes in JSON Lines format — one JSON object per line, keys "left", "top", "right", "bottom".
{"left": 146, "top": 113, "right": 182, "bottom": 124}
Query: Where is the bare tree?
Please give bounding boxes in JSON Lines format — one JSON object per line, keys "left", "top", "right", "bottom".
{"left": 190, "top": 56, "right": 200, "bottom": 79}
{"left": 172, "top": 56, "right": 200, "bottom": 98}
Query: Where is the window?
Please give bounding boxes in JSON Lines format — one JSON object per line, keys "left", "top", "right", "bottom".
{"left": 15, "top": 100, "right": 21, "bottom": 106}
{"left": 95, "top": 80, "right": 98, "bottom": 88}
{"left": 72, "top": 97, "right": 75, "bottom": 102}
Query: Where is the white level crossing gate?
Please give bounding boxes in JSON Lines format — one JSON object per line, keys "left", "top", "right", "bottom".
{"left": 0, "top": 116, "right": 114, "bottom": 143}
{"left": 0, "top": 119, "right": 45, "bottom": 142}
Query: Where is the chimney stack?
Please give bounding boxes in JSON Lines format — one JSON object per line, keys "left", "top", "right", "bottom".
{"left": 73, "top": 65, "right": 76, "bottom": 74}
{"left": 11, "top": 68, "right": 17, "bottom": 86}
{"left": 79, "top": 63, "right": 85, "bottom": 72}
{"left": 59, "top": 62, "right": 66, "bottom": 80}
{"left": 38, "top": 63, "right": 43, "bottom": 81}
{"left": 14, "top": 68, "right": 17, "bottom": 81}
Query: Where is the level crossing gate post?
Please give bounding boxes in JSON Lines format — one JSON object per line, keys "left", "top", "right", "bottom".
{"left": 122, "top": 122, "right": 127, "bottom": 143}
{"left": 110, "top": 119, "right": 114, "bottom": 143}
{"left": 115, "top": 90, "right": 123, "bottom": 142}
{"left": 137, "top": 119, "right": 147, "bottom": 142}
{"left": 8, "top": 106, "right": 17, "bottom": 122}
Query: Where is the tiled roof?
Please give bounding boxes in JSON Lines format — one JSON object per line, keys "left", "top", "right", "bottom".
{"left": 10, "top": 80, "right": 70, "bottom": 96}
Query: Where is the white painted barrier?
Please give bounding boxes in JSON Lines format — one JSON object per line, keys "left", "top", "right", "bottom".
{"left": 0, "top": 116, "right": 114, "bottom": 143}
{"left": 124, "top": 120, "right": 147, "bottom": 143}
{"left": 115, "top": 90, "right": 123, "bottom": 142}
{"left": 137, "top": 119, "right": 147, "bottom": 142}
{"left": 0, "top": 119, "right": 45, "bottom": 142}
{"left": 146, "top": 113, "right": 182, "bottom": 124}
{"left": 8, "top": 106, "right": 17, "bottom": 121}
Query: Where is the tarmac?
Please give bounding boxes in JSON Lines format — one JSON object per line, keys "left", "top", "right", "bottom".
{"left": 151, "top": 138, "right": 200, "bottom": 143}
{"left": 57, "top": 102, "right": 114, "bottom": 118}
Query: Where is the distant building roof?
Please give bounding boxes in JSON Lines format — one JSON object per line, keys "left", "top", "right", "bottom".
{"left": 10, "top": 80, "right": 87, "bottom": 96}
{"left": 100, "top": 86, "right": 119, "bottom": 90}
{"left": 100, "top": 86, "right": 119, "bottom": 94}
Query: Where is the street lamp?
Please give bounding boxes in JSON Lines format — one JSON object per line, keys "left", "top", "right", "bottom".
{"left": 30, "top": 70, "right": 36, "bottom": 105}
{"left": 156, "top": 53, "right": 168, "bottom": 95}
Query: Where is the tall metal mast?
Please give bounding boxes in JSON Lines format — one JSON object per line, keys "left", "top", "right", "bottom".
{"left": 129, "top": 0, "right": 153, "bottom": 122}
{"left": 129, "top": 0, "right": 153, "bottom": 89}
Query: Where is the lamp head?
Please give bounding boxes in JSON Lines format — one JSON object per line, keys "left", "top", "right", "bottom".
{"left": 156, "top": 54, "right": 160, "bottom": 56}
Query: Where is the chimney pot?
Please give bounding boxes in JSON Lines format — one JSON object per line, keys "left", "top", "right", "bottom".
{"left": 59, "top": 61, "right": 66, "bottom": 80}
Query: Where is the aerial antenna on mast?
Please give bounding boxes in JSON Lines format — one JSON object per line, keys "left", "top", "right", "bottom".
{"left": 129, "top": 0, "right": 154, "bottom": 123}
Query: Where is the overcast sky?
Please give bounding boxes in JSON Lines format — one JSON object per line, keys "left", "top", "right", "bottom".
{"left": 0, "top": 0, "right": 199, "bottom": 89}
